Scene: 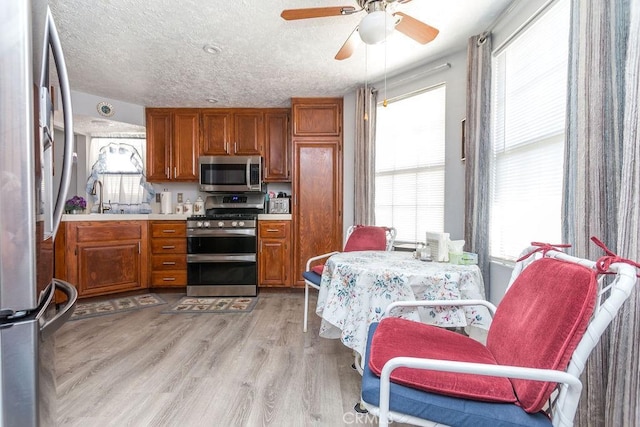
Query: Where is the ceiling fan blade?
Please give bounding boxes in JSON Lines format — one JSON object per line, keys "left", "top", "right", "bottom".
{"left": 335, "top": 27, "right": 361, "bottom": 60}
{"left": 281, "top": 6, "right": 356, "bottom": 20}
{"left": 393, "top": 11, "right": 439, "bottom": 44}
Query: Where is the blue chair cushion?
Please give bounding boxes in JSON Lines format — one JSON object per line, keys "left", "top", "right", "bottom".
{"left": 302, "top": 270, "right": 322, "bottom": 286}
{"left": 361, "top": 323, "right": 552, "bottom": 427}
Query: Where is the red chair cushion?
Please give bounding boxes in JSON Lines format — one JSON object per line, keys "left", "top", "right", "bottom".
{"left": 344, "top": 226, "right": 387, "bottom": 252}
{"left": 486, "top": 257, "right": 597, "bottom": 413}
{"left": 311, "top": 264, "right": 325, "bottom": 275}
{"left": 369, "top": 317, "right": 517, "bottom": 403}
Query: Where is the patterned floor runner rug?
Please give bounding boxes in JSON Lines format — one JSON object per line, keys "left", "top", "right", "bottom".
{"left": 70, "top": 294, "right": 166, "bottom": 321}
{"left": 164, "top": 296, "right": 258, "bottom": 313}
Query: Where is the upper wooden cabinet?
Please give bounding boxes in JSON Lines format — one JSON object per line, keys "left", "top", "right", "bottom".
{"left": 146, "top": 108, "right": 199, "bottom": 182}
{"left": 292, "top": 98, "right": 342, "bottom": 137}
{"left": 201, "top": 109, "right": 263, "bottom": 156}
{"left": 264, "top": 109, "right": 290, "bottom": 182}
{"left": 147, "top": 107, "right": 290, "bottom": 183}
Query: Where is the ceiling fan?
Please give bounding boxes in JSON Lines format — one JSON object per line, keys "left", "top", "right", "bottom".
{"left": 281, "top": 0, "right": 439, "bottom": 60}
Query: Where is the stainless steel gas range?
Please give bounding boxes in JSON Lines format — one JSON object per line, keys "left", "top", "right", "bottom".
{"left": 186, "top": 193, "right": 264, "bottom": 297}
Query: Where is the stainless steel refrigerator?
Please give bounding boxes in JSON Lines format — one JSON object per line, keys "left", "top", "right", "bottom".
{"left": 1, "top": 0, "right": 77, "bottom": 425}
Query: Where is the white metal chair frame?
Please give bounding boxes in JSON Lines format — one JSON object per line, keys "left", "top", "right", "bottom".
{"left": 361, "top": 247, "right": 638, "bottom": 427}
{"left": 303, "top": 225, "right": 396, "bottom": 333}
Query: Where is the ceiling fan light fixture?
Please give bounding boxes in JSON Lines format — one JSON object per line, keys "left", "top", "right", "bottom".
{"left": 359, "top": 10, "right": 395, "bottom": 45}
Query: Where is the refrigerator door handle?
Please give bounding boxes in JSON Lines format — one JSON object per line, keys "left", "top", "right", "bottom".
{"left": 40, "top": 279, "right": 77, "bottom": 340}
{"left": 46, "top": 7, "right": 74, "bottom": 239}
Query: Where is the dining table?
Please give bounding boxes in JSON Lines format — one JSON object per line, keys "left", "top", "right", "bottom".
{"left": 315, "top": 250, "right": 492, "bottom": 360}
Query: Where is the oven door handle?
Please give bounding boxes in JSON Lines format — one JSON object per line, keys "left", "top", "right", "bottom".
{"left": 187, "top": 228, "right": 256, "bottom": 237}
{"left": 188, "top": 254, "right": 256, "bottom": 263}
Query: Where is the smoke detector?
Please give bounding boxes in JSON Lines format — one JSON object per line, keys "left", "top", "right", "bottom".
{"left": 97, "top": 101, "right": 114, "bottom": 117}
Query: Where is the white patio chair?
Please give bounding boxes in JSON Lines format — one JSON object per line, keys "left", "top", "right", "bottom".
{"left": 301, "top": 225, "right": 396, "bottom": 333}
{"left": 360, "top": 239, "right": 639, "bottom": 427}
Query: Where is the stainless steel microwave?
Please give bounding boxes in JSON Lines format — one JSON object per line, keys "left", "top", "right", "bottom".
{"left": 199, "top": 155, "right": 263, "bottom": 193}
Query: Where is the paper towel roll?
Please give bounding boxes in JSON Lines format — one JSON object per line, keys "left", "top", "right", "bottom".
{"left": 160, "top": 191, "right": 172, "bottom": 214}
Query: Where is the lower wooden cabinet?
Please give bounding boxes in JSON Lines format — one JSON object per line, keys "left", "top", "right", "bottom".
{"left": 258, "top": 220, "right": 291, "bottom": 287}
{"left": 149, "top": 220, "right": 187, "bottom": 287}
{"left": 56, "top": 221, "right": 148, "bottom": 298}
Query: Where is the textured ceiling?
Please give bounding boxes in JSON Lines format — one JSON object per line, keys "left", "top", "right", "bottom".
{"left": 49, "top": 0, "right": 512, "bottom": 132}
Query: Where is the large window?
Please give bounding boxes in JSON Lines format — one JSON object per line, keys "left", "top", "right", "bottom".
{"left": 489, "top": 0, "right": 570, "bottom": 261}
{"left": 86, "top": 137, "right": 154, "bottom": 214}
{"left": 375, "top": 84, "right": 446, "bottom": 243}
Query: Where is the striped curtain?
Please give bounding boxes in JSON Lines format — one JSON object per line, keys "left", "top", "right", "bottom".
{"left": 563, "top": 0, "right": 638, "bottom": 424}
{"left": 463, "top": 32, "right": 492, "bottom": 294}
{"left": 606, "top": 1, "right": 640, "bottom": 425}
{"left": 354, "top": 87, "right": 378, "bottom": 225}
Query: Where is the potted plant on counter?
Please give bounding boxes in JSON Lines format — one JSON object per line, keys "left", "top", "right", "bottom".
{"left": 64, "top": 196, "right": 87, "bottom": 214}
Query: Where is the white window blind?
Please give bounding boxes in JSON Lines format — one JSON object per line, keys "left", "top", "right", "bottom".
{"left": 489, "top": 0, "right": 569, "bottom": 261}
{"left": 375, "top": 84, "right": 446, "bottom": 243}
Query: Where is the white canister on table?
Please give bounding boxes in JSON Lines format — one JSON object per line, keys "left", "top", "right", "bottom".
{"left": 175, "top": 203, "right": 184, "bottom": 214}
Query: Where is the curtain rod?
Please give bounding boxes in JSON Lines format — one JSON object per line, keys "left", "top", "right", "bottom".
{"left": 493, "top": 0, "right": 557, "bottom": 55}
{"left": 372, "top": 62, "right": 451, "bottom": 93}
{"left": 485, "top": 0, "right": 520, "bottom": 33}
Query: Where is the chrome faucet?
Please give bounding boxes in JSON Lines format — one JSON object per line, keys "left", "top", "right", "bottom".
{"left": 90, "top": 180, "right": 110, "bottom": 213}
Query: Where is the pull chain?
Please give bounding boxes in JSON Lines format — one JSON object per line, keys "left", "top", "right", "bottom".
{"left": 364, "top": 45, "right": 369, "bottom": 121}
{"left": 383, "top": 10, "right": 388, "bottom": 107}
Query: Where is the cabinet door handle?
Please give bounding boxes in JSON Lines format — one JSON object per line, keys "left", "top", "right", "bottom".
{"left": 234, "top": 142, "right": 237, "bottom": 154}
{"left": 174, "top": 167, "right": 177, "bottom": 178}
{"left": 162, "top": 245, "right": 176, "bottom": 249}
{"left": 163, "top": 229, "right": 176, "bottom": 233}
{"left": 162, "top": 261, "right": 176, "bottom": 265}
{"left": 166, "top": 167, "right": 170, "bottom": 179}
{"left": 162, "top": 277, "right": 176, "bottom": 281}
{"left": 138, "top": 242, "right": 141, "bottom": 254}
{"left": 266, "top": 229, "right": 279, "bottom": 232}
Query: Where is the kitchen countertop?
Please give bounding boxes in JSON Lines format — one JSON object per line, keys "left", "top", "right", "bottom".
{"left": 258, "top": 214, "right": 291, "bottom": 220}
{"left": 62, "top": 213, "right": 191, "bottom": 221}
{"left": 62, "top": 213, "right": 292, "bottom": 221}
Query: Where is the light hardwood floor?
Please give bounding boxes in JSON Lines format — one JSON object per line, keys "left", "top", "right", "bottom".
{"left": 55, "top": 291, "right": 403, "bottom": 427}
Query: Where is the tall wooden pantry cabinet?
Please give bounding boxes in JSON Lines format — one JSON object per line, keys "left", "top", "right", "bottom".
{"left": 291, "top": 98, "right": 343, "bottom": 287}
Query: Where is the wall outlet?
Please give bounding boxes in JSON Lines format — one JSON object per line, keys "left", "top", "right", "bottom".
{"left": 177, "top": 193, "right": 183, "bottom": 203}
{"left": 155, "top": 193, "right": 161, "bottom": 202}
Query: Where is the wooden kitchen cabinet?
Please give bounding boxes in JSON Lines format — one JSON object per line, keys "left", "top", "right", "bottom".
{"left": 146, "top": 108, "right": 200, "bottom": 182}
{"left": 292, "top": 98, "right": 343, "bottom": 288}
{"left": 201, "top": 108, "right": 263, "bottom": 156}
{"left": 258, "top": 220, "right": 291, "bottom": 287}
{"left": 263, "top": 109, "right": 291, "bottom": 182}
{"left": 149, "top": 220, "right": 187, "bottom": 287}
{"left": 292, "top": 98, "right": 342, "bottom": 137}
{"left": 56, "top": 221, "right": 148, "bottom": 298}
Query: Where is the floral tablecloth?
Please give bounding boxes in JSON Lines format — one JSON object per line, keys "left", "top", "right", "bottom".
{"left": 315, "top": 251, "right": 492, "bottom": 358}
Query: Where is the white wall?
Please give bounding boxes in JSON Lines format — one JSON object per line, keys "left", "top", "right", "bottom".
{"left": 68, "top": 90, "right": 145, "bottom": 127}
{"left": 342, "top": 49, "right": 469, "bottom": 241}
